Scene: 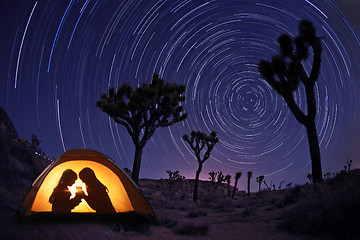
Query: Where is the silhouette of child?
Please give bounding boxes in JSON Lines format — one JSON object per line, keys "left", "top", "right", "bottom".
{"left": 49, "top": 169, "right": 83, "bottom": 213}
{"left": 78, "top": 167, "right": 115, "bottom": 213}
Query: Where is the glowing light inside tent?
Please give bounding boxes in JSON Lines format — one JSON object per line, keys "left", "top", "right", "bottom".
{"left": 68, "top": 180, "right": 88, "bottom": 199}
{"left": 31, "top": 160, "right": 134, "bottom": 213}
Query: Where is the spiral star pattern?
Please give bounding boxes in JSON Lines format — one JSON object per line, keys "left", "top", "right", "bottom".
{"left": 1, "top": 0, "right": 359, "bottom": 186}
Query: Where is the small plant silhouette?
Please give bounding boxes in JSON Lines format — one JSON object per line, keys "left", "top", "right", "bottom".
{"left": 247, "top": 171, "right": 252, "bottom": 196}
{"left": 258, "top": 20, "right": 323, "bottom": 183}
{"left": 183, "top": 131, "right": 219, "bottom": 202}
{"left": 256, "top": 175, "right": 264, "bottom": 192}
{"left": 232, "top": 172, "right": 242, "bottom": 199}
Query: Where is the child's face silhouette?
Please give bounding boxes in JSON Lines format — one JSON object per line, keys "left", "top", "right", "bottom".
{"left": 63, "top": 176, "right": 76, "bottom": 186}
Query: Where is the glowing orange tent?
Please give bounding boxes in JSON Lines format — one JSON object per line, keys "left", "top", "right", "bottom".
{"left": 21, "top": 149, "right": 155, "bottom": 220}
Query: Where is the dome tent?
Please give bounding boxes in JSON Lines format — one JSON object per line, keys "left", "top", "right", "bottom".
{"left": 21, "top": 149, "right": 155, "bottom": 220}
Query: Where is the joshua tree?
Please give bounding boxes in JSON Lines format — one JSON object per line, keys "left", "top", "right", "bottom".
{"left": 225, "top": 174, "right": 231, "bottom": 197}
{"left": 247, "top": 171, "right": 252, "bottom": 196}
{"left": 278, "top": 180, "right": 285, "bottom": 190}
{"left": 217, "top": 171, "right": 225, "bottom": 190}
{"left": 209, "top": 171, "right": 218, "bottom": 189}
{"left": 286, "top": 182, "right": 293, "bottom": 188}
{"left": 97, "top": 73, "right": 187, "bottom": 184}
{"left": 232, "top": 172, "right": 242, "bottom": 199}
{"left": 345, "top": 158, "right": 353, "bottom": 172}
{"left": 166, "top": 170, "right": 185, "bottom": 191}
{"left": 263, "top": 180, "right": 270, "bottom": 190}
{"left": 31, "top": 134, "right": 41, "bottom": 153}
{"left": 209, "top": 171, "right": 217, "bottom": 181}
{"left": 258, "top": 20, "right": 323, "bottom": 183}
{"left": 307, "top": 173, "right": 313, "bottom": 184}
{"left": 256, "top": 175, "right": 264, "bottom": 192}
{"left": 183, "top": 131, "right": 219, "bottom": 202}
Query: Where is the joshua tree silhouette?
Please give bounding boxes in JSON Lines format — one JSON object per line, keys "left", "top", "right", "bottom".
{"left": 208, "top": 171, "right": 217, "bottom": 189}
{"left": 258, "top": 20, "right": 323, "bottom": 183}
{"left": 247, "top": 171, "right": 252, "bottom": 196}
{"left": 256, "top": 175, "right": 264, "bottom": 192}
{"left": 97, "top": 73, "right": 187, "bottom": 184}
{"left": 183, "top": 131, "right": 219, "bottom": 202}
{"left": 232, "top": 172, "right": 242, "bottom": 199}
{"left": 225, "top": 174, "right": 231, "bottom": 197}
{"left": 345, "top": 158, "right": 353, "bottom": 172}
{"left": 166, "top": 170, "right": 185, "bottom": 191}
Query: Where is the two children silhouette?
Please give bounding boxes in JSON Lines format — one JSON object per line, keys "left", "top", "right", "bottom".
{"left": 49, "top": 168, "right": 115, "bottom": 213}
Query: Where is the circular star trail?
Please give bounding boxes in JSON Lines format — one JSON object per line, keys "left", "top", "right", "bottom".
{"left": 1, "top": 0, "right": 360, "bottom": 187}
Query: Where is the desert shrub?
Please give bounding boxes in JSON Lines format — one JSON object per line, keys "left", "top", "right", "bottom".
{"left": 187, "top": 209, "right": 207, "bottom": 218}
{"left": 174, "top": 222, "right": 209, "bottom": 236}
{"left": 242, "top": 209, "right": 251, "bottom": 217}
{"left": 174, "top": 191, "right": 192, "bottom": 201}
{"left": 242, "top": 200, "right": 256, "bottom": 216}
{"left": 176, "top": 201, "right": 194, "bottom": 211}
{"left": 149, "top": 192, "right": 175, "bottom": 209}
{"left": 283, "top": 170, "right": 360, "bottom": 239}
{"left": 278, "top": 185, "right": 301, "bottom": 208}
{"left": 215, "top": 197, "right": 233, "bottom": 212}
{"left": 110, "top": 221, "right": 151, "bottom": 235}
{"left": 264, "top": 206, "right": 274, "bottom": 211}
{"left": 204, "top": 195, "right": 233, "bottom": 212}
{"left": 157, "top": 216, "right": 178, "bottom": 229}
{"left": 200, "top": 191, "right": 220, "bottom": 208}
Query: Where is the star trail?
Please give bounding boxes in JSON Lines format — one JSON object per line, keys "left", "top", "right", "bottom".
{"left": 1, "top": 0, "right": 360, "bottom": 188}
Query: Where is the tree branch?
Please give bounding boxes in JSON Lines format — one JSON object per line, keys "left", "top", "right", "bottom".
{"left": 283, "top": 93, "right": 307, "bottom": 125}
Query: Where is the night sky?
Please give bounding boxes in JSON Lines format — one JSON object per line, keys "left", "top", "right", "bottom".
{"left": 1, "top": 0, "right": 360, "bottom": 189}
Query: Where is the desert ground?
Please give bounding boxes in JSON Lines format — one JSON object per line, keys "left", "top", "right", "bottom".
{"left": 1, "top": 107, "right": 359, "bottom": 240}
{"left": 2, "top": 166, "right": 360, "bottom": 240}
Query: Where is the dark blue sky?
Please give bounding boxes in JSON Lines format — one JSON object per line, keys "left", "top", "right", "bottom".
{"left": 1, "top": 0, "right": 360, "bottom": 189}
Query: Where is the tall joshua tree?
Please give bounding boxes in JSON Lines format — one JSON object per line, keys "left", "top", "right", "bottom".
{"left": 97, "top": 73, "right": 187, "bottom": 184}
{"left": 232, "top": 172, "right": 241, "bottom": 199}
{"left": 247, "top": 171, "right": 252, "bottom": 196}
{"left": 183, "top": 131, "right": 219, "bottom": 202}
{"left": 258, "top": 20, "right": 323, "bottom": 183}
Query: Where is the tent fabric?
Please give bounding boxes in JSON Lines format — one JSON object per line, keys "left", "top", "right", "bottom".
{"left": 21, "top": 149, "right": 155, "bottom": 219}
